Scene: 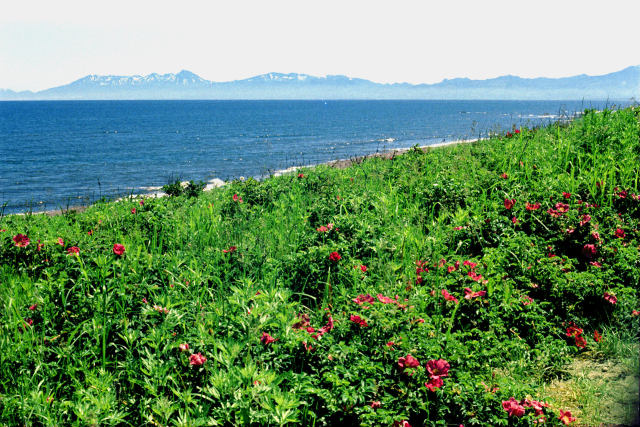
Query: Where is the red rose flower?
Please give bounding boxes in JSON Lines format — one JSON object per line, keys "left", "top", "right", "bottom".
{"left": 12, "top": 234, "right": 30, "bottom": 247}
{"left": 425, "top": 377, "right": 444, "bottom": 391}
{"left": 350, "top": 314, "right": 368, "bottom": 327}
{"left": 398, "top": 354, "right": 420, "bottom": 370}
{"left": 112, "top": 243, "right": 125, "bottom": 256}
{"left": 189, "top": 352, "right": 207, "bottom": 366}
{"left": 504, "top": 198, "right": 516, "bottom": 209}
{"left": 329, "top": 251, "right": 341, "bottom": 262}
{"left": 593, "top": 330, "right": 602, "bottom": 342}
{"left": 260, "top": 332, "right": 276, "bottom": 345}
{"left": 603, "top": 292, "right": 617, "bottom": 305}
{"left": 426, "top": 359, "right": 450, "bottom": 379}
{"left": 441, "top": 289, "right": 459, "bottom": 304}
{"left": 502, "top": 397, "right": 525, "bottom": 417}
{"left": 558, "top": 409, "right": 576, "bottom": 424}
{"left": 464, "top": 288, "right": 486, "bottom": 300}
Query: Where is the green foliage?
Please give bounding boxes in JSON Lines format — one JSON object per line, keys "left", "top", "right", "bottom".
{"left": 0, "top": 107, "right": 639, "bottom": 425}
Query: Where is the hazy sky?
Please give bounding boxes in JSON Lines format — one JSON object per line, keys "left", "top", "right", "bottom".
{"left": 1, "top": 0, "right": 637, "bottom": 91}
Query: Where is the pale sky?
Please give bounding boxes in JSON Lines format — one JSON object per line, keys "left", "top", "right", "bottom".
{"left": 1, "top": 0, "right": 638, "bottom": 91}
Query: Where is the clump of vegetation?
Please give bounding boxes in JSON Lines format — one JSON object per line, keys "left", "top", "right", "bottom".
{"left": 0, "top": 107, "right": 638, "bottom": 426}
{"left": 162, "top": 178, "right": 206, "bottom": 197}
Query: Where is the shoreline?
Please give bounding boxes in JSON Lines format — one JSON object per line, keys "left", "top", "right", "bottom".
{"left": 6, "top": 138, "right": 480, "bottom": 218}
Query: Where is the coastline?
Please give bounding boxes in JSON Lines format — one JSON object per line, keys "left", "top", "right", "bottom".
{"left": 7, "top": 138, "right": 480, "bottom": 218}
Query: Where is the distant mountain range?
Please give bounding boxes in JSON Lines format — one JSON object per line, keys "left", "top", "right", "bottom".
{"left": 2, "top": 67, "right": 638, "bottom": 100}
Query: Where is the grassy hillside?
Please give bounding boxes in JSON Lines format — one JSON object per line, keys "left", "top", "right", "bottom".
{"left": 1, "top": 107, "right": 639, "bottom": 426}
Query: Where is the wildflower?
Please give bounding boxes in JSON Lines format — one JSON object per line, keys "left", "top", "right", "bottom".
{"left": 370, "top": 401, "right": 381, "bottom": 409}
{"left": 112, "top": 243, "right": 125, "bottom": 256}
{"left": 558, "top": 409, "right": 576, "bottom": 424}
{"left": 232, "top": 193, "right": 243, "bottom": 203}
{"left": 292, "top": 313, "right": 310, "bottom": 330}
{"left": 425, "top": 377, "right": 444, "bottom": 391}
{"left": 594, "top": 330, "right": 602, "bottom": 342}
{"left": 88, "top": 230, "right": 93, "bottom": 235}
{"left": 260, "top": 332, "right": 276, "bottom": 345}
{"left": 359, "top": 264, "right": 367, "bottom": 273}
{"left": 467, "top": 270, "right": 483, "bottom": 282}
{"left": 329, "top": 251, "right": 341, "bottom": 262}
{"left": 614, "top": 228, "right": 626, "bottom": 239}
{"left": 24, "top": 318, "right": 34, "bottom": 327}
{"left": 526, "top": 202, "right": 541, "bottom": 211}
{"left": 591, "top": 231, "right": 601, "bottom": 241}
{"left": 139, "top": 199, "right": 144, "bottom": 206}
{"left": 579, "top": 215, "right": 591, "bottom": 226}
{"left": 131, "top": 208, "right": 136, "bottom": 214}
{"left": 67, "top": 246, "right": 80, "bottom": 255}
{"left": 514, "top": 129, "right": 521, "bottom": 134}
{"left": 222, "top": 246, "right": 237, "bottom": 253}
{"left": 12, "top": 234, "right": 30, "bottom": 247}
{"left": 464, "top": 288, "right": 486, "bottom": 300}
{"left": 566, "top": 323, "right": 583, "bottom": 337}
{"left": 393, "top": 421, "right": 412, "bottom": 427}
{"left": 582, "top": 244, "right": 597, "bottom": 258}
{"left": 142, "top": 297, "right": 148, "bottom": 304}
{"left": 297, "top": 173, "right": 304, "bottom": 178}
{"left": 616, "top": 189, "right": 628, "bottom": 199}
{"left": 350, "top": 314, "right": 368, "bottom": 327}
{"left": 316, "top": 225, "right": 329, "bottom": 232}
{"left": 37, "top": 241, "right": 44, "bottom": 251}
{"left": 441, "top": 289, "right": 459, "bottom": 303}
{"left": 502, "top": 397, "right": 525, "bottom": 417}
{"left": 57, "top": 237, "right": 64, "bottom": 246}
{"left": 632, "top": 310, "right": 639, "bottom": 316}
{"left": 463, "top": 260, "right": 477, "bottom": 269}
{"left": 453, "top": 226, "right": 464, "bottom": 230}
{"left": 504, "top": 198, "right": 516, "bottom": 209}
{"left": 590, "top": 261, "right": 602, "bottom": 268}
{"left": 563, "top": 192, "right": 571, "bottom": 199}
{"left": 555, "top": 202, "right": 570, "bottom": 213}
{"left": 377, "top": 294, "right": 395, "bottom": 304}
{"left": 189, "top": 352, "right": 207, "bottom": 366}
{"left": 522, "top": 296, "right": 534, "bottom": 306}
{"left": 353, "top": 294, "right": 375, "bottom": 305}
{"left": 29, "top": 304, "right": 37, "bottom": 311}
{"left": 603, "top": 292, "right": 617, "bottom": 305}
{"left": 153, "top": 305, "right": 169, "bottom": 314}
{"left": 511, "top": 216, "right": 518, "bottom": 224}
{"left": 397, "top": 354, "right": 420, "bottom": 370}
{"left": 426, "top": 359, "right": 450, "bottom": 379}
{"left": 179, "top": 343, "right": 190, "bottom": 352}
{"left": 575, "top": 335, "right": 587, "bottom": 348}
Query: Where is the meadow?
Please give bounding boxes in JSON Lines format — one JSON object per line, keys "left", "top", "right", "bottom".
{"left": 1, "top": 107, "right": 639, "bottom": 426}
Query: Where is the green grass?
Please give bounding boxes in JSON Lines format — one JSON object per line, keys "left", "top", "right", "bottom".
{"left": 1, "top": 107, "right": 639, "bottom": 426}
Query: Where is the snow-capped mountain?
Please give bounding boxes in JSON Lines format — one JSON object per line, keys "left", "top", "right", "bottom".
{"left": 1, "top": 67, "right": 638, "bottom": 100}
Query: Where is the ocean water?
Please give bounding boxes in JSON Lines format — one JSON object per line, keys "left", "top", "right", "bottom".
{"left": 0, "top": 100, "right": 625, "bottom": 214}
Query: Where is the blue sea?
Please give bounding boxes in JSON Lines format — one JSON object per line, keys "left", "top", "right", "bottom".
{"left": 0, "top": 100, "right": 626, "bottom": 214}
